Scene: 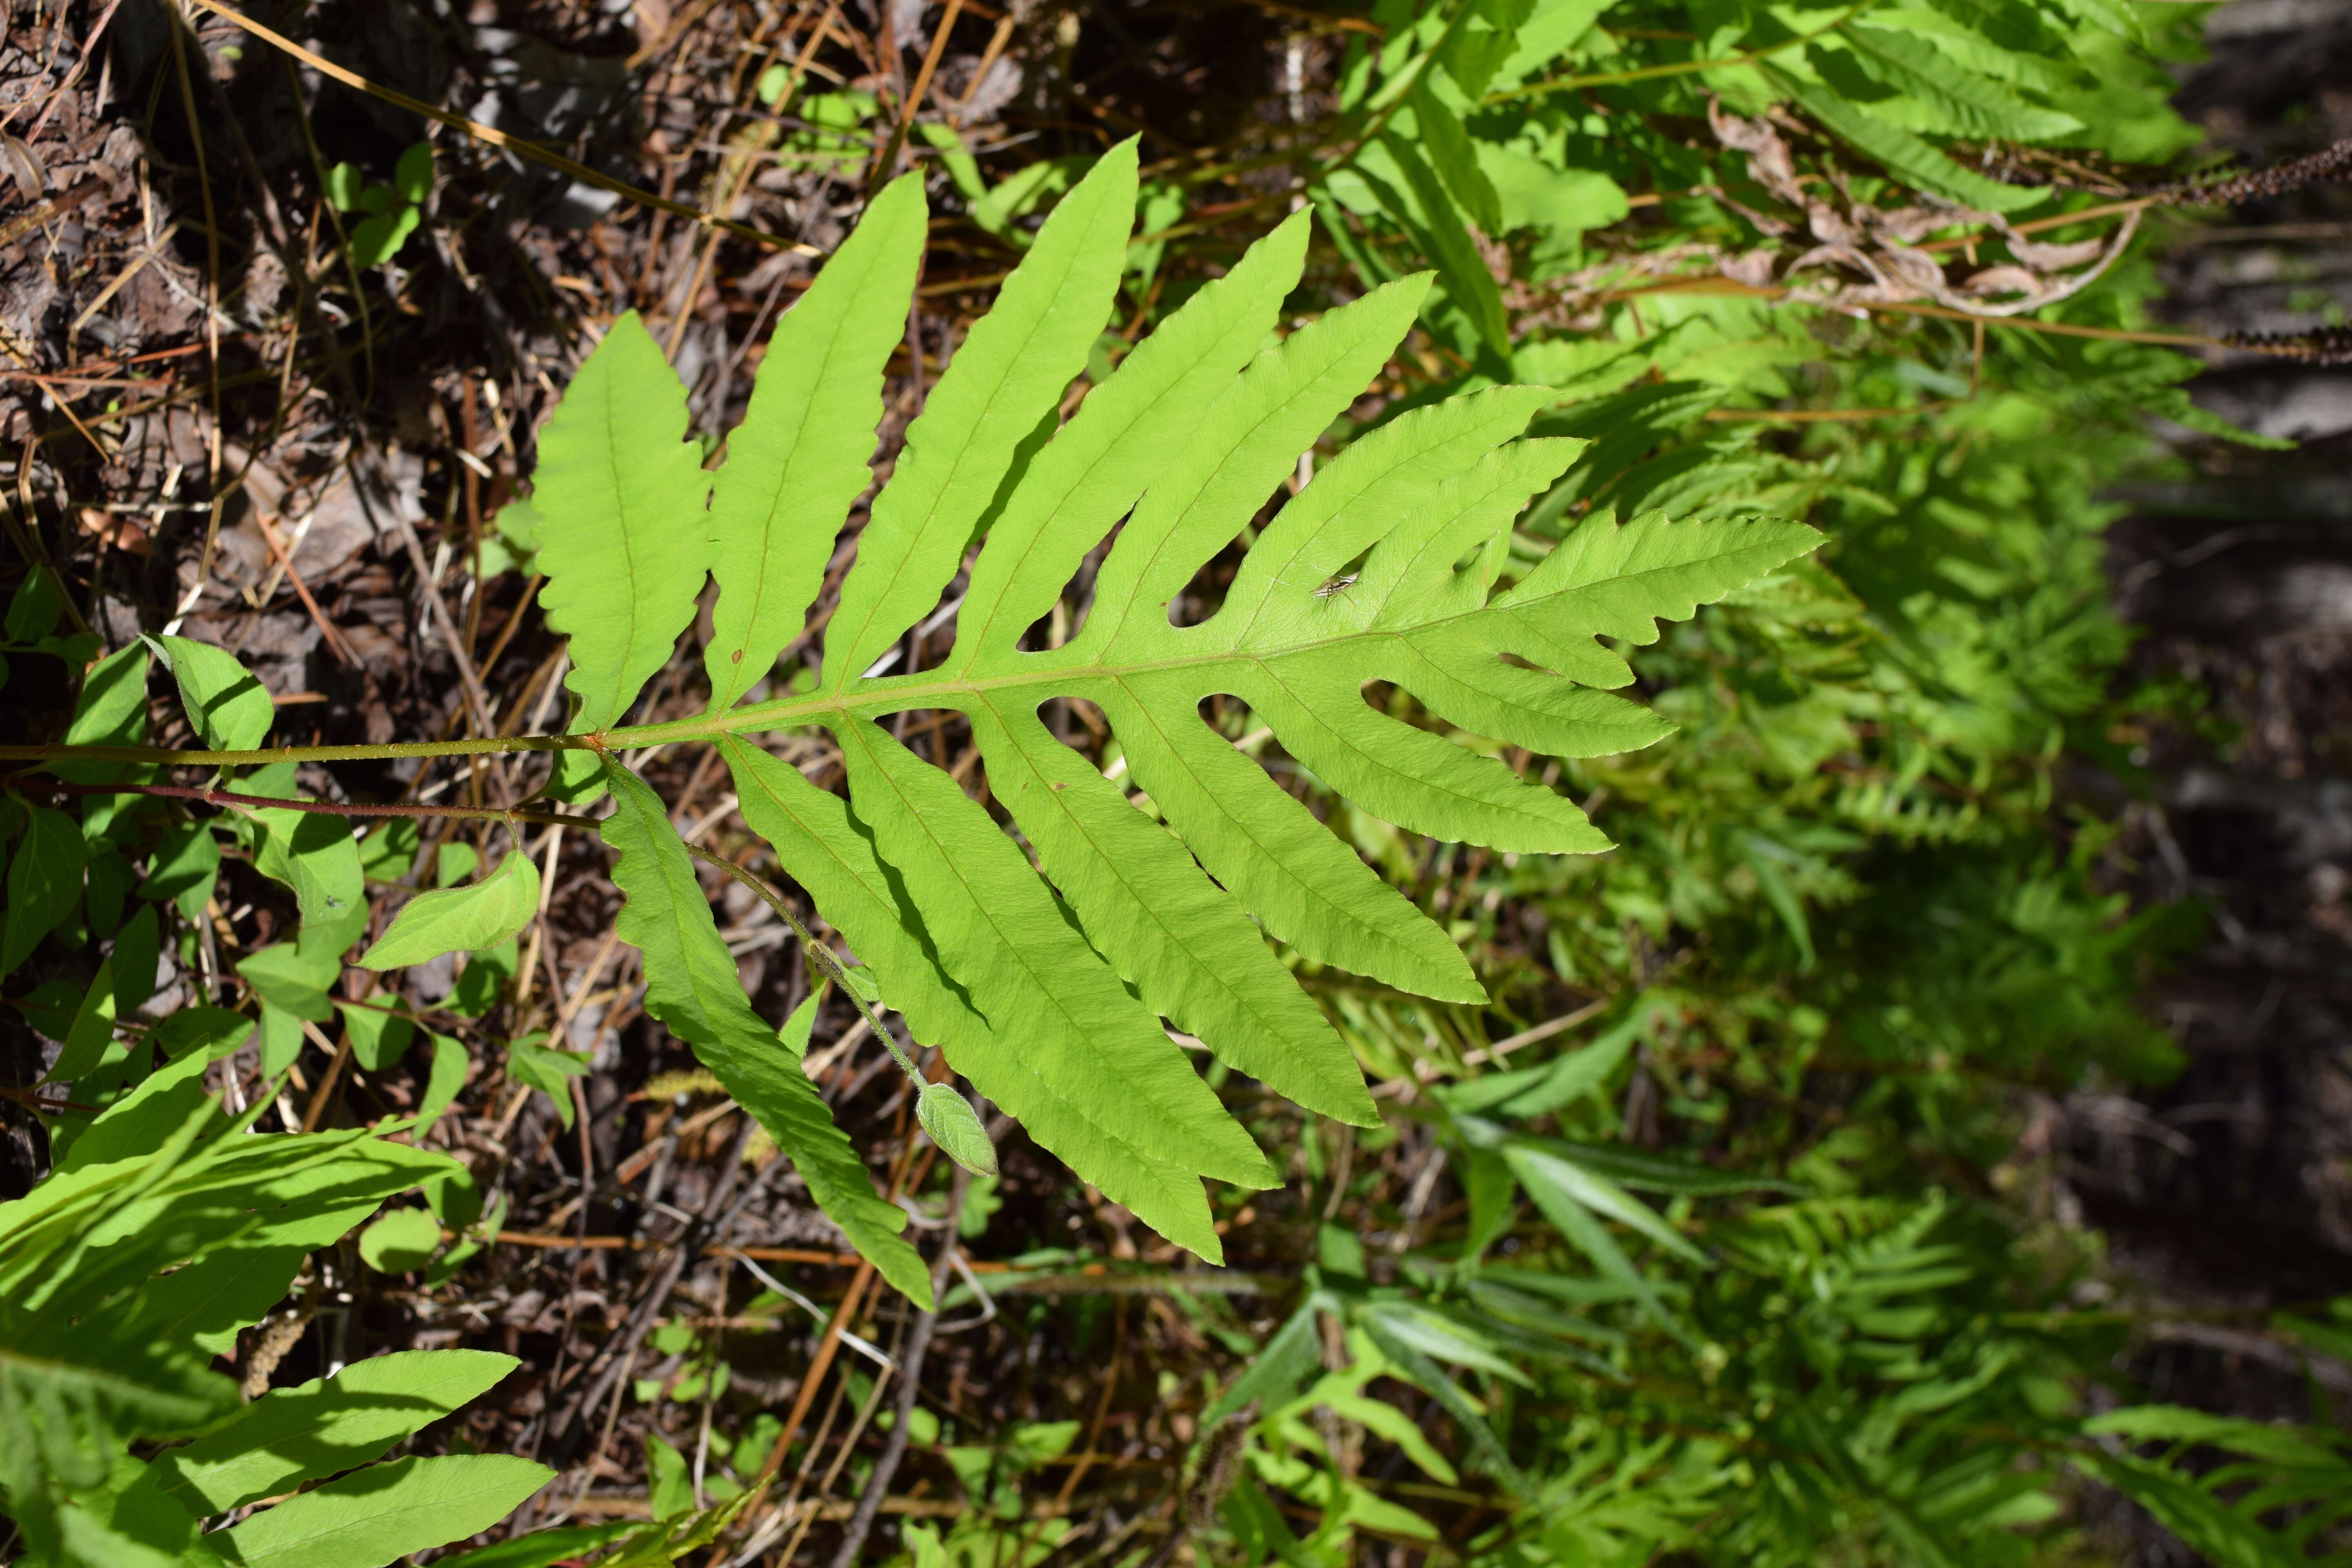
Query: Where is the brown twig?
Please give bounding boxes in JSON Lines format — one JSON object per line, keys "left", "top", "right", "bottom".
{"left": 870, "top": 0, "right": 966, "bottom": 193}
{"left": 750, "top": 1259, "right": 879, "bottom": 1487}
{"left": 251, "top": 510, "right": 359, "bottom": 667}
{"left": 825, "top": 1173, "right": 970, "bottom": 1568}
{"left": 178, "top": 0, "right": 822, "bottom": 256}
{"left": 478, "top": 1229, "right": 860, "bottom": 1264}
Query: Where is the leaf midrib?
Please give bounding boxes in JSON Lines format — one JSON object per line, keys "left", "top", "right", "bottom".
{"left": 610, "top": 582, "right": 1573, "bottom": 747}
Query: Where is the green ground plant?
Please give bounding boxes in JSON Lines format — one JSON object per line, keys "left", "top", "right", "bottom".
{"left": 3, "top": 0, "right": 2344, "bottom": 1563}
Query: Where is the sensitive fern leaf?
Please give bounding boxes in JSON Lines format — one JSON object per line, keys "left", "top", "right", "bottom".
{"left": 530, "top": 139, "right": 1820, "bottom": 1278}
{"left": 600, "top": 768, "right": 929, "bottom": 1303}
{"left": 704, "top": 173, "right": 928, "bottom": 714}
{"left": 535, "top": 311, "right": 712, "bottom": 733}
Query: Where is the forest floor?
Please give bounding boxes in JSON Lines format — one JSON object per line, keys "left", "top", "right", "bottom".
{"left": 0, "top": 0, "right": 2346, "bottom": 1562}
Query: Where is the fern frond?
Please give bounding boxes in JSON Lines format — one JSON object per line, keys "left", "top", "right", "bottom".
{"left": 535, "top": 152, "right": 1821, "bottom": 1276}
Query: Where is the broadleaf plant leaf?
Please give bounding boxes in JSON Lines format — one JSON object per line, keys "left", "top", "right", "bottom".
{"left": 157, "top": 635, "right": 271, "bottom": 752}
{"left": 192, "top": 1453, "right": 554, "bottom": 1568}
{"left": 360, "top": 853, "right": 543, "bottom": 970}
{"left": 530, "top": 169, "right": 1820, "bottom": 1276}
{"left": 121, "top": 1350, "right": 517, "bottom": 1519}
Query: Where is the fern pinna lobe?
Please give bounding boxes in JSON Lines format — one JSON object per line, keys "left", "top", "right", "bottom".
{"left": 532, "top": 139, "right": 1819, "bottom": 1279}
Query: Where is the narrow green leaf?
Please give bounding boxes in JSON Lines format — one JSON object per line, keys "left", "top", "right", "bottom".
{"left": 1224, "top": 659, "right": 1610, "bottom": 854}
{"left": 434, "top": 1522, "right": 641, "bottom": 1568}
{"left": 192, "top": 1453, "right": 551, "bottom": 1568}
{"left": 1486, "top": 509, "right": 1824, "bottom": 687}
{"left": 1082, "top": 273, "right": 1434, "bottom": 660}
{"left": 157, "top": 635, "right": 272, "bottom": 752}
{"left": 534, "top": 310, "right": 713, "bottom": 732}
{"left": 1840, "top": 26, "right": 2085, "bottom": 141}
{"left": 598, "top": 767, "right": 930, "bottom": 1304}
{"left": 1506, "top": 1140, "right": 1704, "bottom": 1264}
{"left": 823, "top": 141, "right": 1139, "bottom": 690}
{"left": 1775, "top": 69, "right": 2048, "bottom": 212}
{"left": 721, "top": 737, "right": 1224, "bottom": 1255}
{"left": 1375, "top": 131, "right": 1510, "bottom": 356}
{"left": 966, "top": 701, "right": 1376, "bottom": 1125}
{"left": 946, "top": 208, "right": 1313, "bottom": 673}
{"left": 1409, "top": 85, "right": 1503, "bottom": 233}
{"left": 1097, "top": 686, "right": 1485, "bottom": 1001}
{"left": 1356, "top": 1317, "right": 1529, "bottom": 1494}
{"left": 135, "top": 1350, "right": 516, "bottom": 1519}
{"left": 1204, "top": 1292, "right": 1331, "bottom": 1424}
{"left": 2069, "top": 1452, "right": 2306, "bottom": 1568}
{"left": 359, "top": 853, "right": 542, "bottom": 970}
{"left": 704, "top": 173, "right": 928, "bottom": 713}
{"left": 1495, "top": 1015, "right": 1641, "bottom": 1118}
{"left": 831, "top": 722, "right": 1267, "bottom": 1254}
{"left": 1217, "top": 384, "right": 1562, "bottom": 637}
{"left": 1503, "top": 1143, "right": 1693, "bottom": 1345}
{"left": 1358, "top": 1301, "right": 1532, "bottom": 1387}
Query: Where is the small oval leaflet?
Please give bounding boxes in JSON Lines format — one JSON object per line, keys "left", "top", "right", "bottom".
{"left": 359, "top": 1206, "right": 444, "bottom": 1273}
{"left": 916, "top": 1082, "right": 998, "bottom": 1177}
{"left": 828, "top": 955, "right": 884, "bottom": 1005}
{"left": 361, "top": 852, "right": 543, "bottom": 971}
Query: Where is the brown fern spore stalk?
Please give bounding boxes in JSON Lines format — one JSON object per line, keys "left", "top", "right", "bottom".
{"left": 2156, "top": 137, "right": 2352, "bottom": 207}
